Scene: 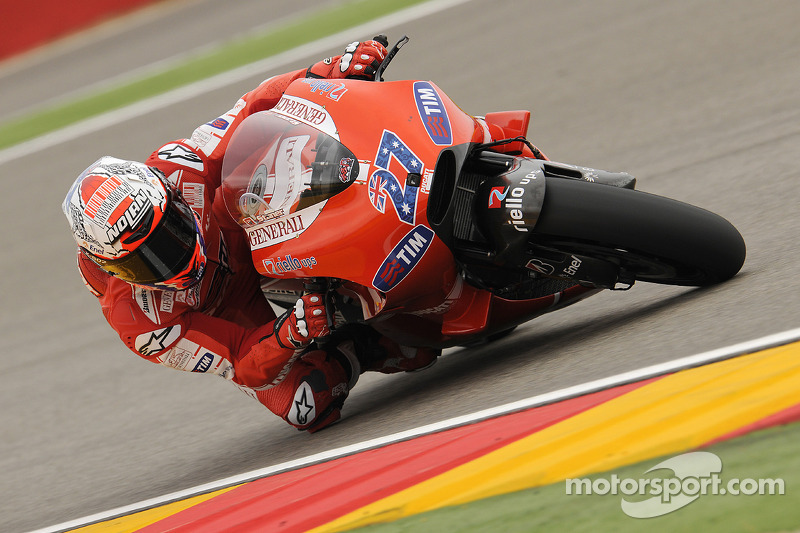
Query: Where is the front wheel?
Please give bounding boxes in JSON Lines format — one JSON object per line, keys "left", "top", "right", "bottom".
{"left": 530, "top": 178, "right": 746, "bottom": 286}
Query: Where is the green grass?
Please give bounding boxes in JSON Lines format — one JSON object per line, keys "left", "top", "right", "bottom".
{"left": 354, "top": 422, "right": 800, "bottom": 533}
{"left": 0, "top": 0, "right": 429, "bottom": 150}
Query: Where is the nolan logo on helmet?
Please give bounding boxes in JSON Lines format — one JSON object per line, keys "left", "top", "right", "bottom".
{"left": 103, "top": 189, "right": 155, "bottom": 245}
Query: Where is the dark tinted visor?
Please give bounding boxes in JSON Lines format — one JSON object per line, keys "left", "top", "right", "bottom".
{"left": 88, "top": 195, "right": 198, "bottom": 285}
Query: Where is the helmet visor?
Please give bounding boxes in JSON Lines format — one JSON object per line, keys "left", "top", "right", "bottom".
{"left": 87, "top": 194, "right": 200, "bottom": 286}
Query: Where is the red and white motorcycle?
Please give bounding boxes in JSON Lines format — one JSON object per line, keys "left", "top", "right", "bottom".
{"left": 220, "top": 37, "right": 746, "bottom": 348}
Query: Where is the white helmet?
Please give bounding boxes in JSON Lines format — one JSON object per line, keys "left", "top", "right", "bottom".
{"left": 62, "top": 156, "right": 206, "bottom": 290}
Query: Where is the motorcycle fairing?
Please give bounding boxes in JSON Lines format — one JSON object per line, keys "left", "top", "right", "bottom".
{"left": 221, "top": 78, "right": 597, "bottom": 346}
{"left": 222, "top": 79, "right": 480, "bottom": 312}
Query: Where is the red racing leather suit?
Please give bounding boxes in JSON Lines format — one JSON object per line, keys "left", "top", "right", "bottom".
{"left": 75, "top": 60, "right": 369, "bottom": 431}
{"left": 74, "top": 44, "right": 456, "bottom": 431}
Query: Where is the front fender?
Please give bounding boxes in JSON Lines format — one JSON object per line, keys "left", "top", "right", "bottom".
{"left": 474, "top": 157, "right": 546, "bottom": 265}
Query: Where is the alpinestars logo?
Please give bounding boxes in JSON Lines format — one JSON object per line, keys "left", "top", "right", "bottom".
{"left": 157, "top": 143, "right": 205, "bottom": 172}
{"left": 134, "top": 325, "right": 181, "bottom": 356}
{"left": 289, "top": 381, "right": 316, "bottom": 426}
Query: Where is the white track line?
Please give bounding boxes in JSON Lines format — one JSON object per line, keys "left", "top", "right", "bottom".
{"left": 30, "top": 327, "right": 800, "bottom": 533}
{"left": 0, "top": 0, "right": 473, "bottom": 167}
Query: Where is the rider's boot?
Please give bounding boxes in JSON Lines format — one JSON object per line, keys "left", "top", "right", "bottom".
{"left": 255, "top": 348, "right": 351, "bottom": 433}
{"left": 342, "top": 325, "right": 440, "bottom": 374}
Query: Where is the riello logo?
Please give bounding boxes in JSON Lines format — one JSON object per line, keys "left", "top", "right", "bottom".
{"left": 505, "top": 171, "right": 538, "bottom": 233}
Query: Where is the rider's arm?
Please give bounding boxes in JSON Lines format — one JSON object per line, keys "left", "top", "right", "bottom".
{"left": 81, "top": 257, "right": 328, "bottom": 390}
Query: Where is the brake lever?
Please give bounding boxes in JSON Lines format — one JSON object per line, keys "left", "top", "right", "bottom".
{"left": 374, "top": 35, "right": 410, "bottom": 82}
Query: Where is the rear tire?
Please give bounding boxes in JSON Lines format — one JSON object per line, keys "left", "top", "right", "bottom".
{"left": 531, "top": 178, "right": 746, "bottom": 286}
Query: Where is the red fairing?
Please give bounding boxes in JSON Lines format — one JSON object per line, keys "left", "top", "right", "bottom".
{"left": 236, "top": 80, "right": 480, "bottom": 313}
{"left": 222, "top": 78, "right": 588, "bottom": 347}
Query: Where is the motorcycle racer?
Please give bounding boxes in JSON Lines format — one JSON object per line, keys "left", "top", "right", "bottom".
{"left": 62, "top": 38, "right": 438, "bottom": 433}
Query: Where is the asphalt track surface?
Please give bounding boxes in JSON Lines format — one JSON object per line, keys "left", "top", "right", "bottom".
{"left": 2, "top": 1, "right": 799, "bottom": 531}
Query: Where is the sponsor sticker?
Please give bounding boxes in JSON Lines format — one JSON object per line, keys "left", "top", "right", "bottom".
{"left": 262, "top": 255, "right": 317, "bottom": 276}
{"left": 192, "top": 352, "right": 214, "bottom": 372}
{"left": 525, "top": 258, "right": 555, "bottom": 275}
{"left": 181, "top": 182, "right": 205, "bottom": 210}
{"left": 372, "top": 225, "right": 435, "bottom": 291}
{"left": 134, "top": 287, "right": 160, "bottom": 323}
{"left": 488, "top": 186, "right": 508, "bottom": 208}
{"left": 208, "top": 118, "right": 229, "bottom": 130}
{"left": 156, "top": 338, "right": 232, "bottom": 377}
{"left": 246, "top": 203, "right": 325, "bottom": 250}
{"left": 161, "top": 347, "right": 193, "bottom": 370}
{"left": 190, "top": 128, "right": 212, "bottom": 148}
{"left": 159, "top": 290, "right": 175, "bottom": 313}
{"left": 505, "top": 170, "right": 539, "bottom": 233}
{"left": 190, "top": 100, "right": 247, "bottom": 157}
{"left": 413, "top": 81, "right": 452, "bottom": 145}
{"left": 272, "top": 95, "right": 338, "bottom": 138}
{"left": 300, "top": 78, "right": 348, "bottom": 101}
{"left": 421, "top": 169, "right": 433, "bottom": 194}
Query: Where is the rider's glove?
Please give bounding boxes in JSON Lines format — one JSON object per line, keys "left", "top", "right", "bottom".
{"left": 330, "top": 37, "right": 388, "bottom": 80}
{"left": 306, "top": 36, "right": 389, "bottom": 81}
{"left": 275, "top": 293, "right": 330, "bottom": 349}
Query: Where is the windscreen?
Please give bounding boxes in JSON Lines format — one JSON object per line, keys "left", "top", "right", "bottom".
{"left": 221, "top": 111, "right": 358, "bottom": 228}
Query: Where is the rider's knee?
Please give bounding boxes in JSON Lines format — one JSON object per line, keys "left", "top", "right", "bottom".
{"left": 257, "top": 349, "right": 351, "bottom": 432}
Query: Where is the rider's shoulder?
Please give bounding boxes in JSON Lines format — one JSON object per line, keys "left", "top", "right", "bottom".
{"left": 146, "top": 139, "right": 209, "bottom": 180}
{"left": 104, "top": 281, "right": 193, "bottom": 329}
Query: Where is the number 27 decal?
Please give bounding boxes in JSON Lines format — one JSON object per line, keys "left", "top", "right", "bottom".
{"left": 367, "top": 130, "right": 423, "bottom": 225}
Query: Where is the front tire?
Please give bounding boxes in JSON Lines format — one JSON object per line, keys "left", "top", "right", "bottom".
{"left": 530, "top": 178, "right": 746, "bottom": 286}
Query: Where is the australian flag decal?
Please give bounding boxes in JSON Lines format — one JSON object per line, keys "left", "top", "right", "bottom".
{"left": 372, "top": 225, "right": 434, "bottom": 291}
{"left": 413, "top": 81, "right": 452, "bottom": 146}
{"left": 369, "top": 130, "right": 424, "bottom": 225}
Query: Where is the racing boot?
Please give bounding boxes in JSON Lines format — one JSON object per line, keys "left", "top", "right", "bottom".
{"left": 340, "top": 324, "right": 440, "bottom": 374}
{"left": 255, "top": 348, "right": 352, "bottom": 433}
{"left": 365, "top": 341, "right": 440, "bottom": 374}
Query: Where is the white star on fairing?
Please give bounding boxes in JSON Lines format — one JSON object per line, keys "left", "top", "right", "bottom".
{"left": 382, "top": 148, "right": 389, "bottom": 154}
{"left": 410, "top": 160, "right": 419, "bottom": 168}
{"left": 392, "top": 141, "right": 399, "bottom": 148}
{"left": 401, "top": 203, "right": 411, "bottom": 214}
{"left": 390, "top": 183, "right": 397, "bottom": 192}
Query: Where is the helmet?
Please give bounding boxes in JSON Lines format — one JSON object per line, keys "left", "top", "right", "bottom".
{"left": 62, "top": 156, "right": 207, "bottom": 290}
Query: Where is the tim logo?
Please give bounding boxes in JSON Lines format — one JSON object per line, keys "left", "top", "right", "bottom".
{"left": 373, "top": 225, "right": 435, "bottom": 291}
{"left": 488, "top": 186, "right": 508, "bottom": 208}
{"left": 413, "top": 81, "right": 452, "bottom": 145}
{"left": 192, "top": 353, "right": 214, "bottom": 373}
{"left": 208, "top": 118, "right": 229, "bottom": 130}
